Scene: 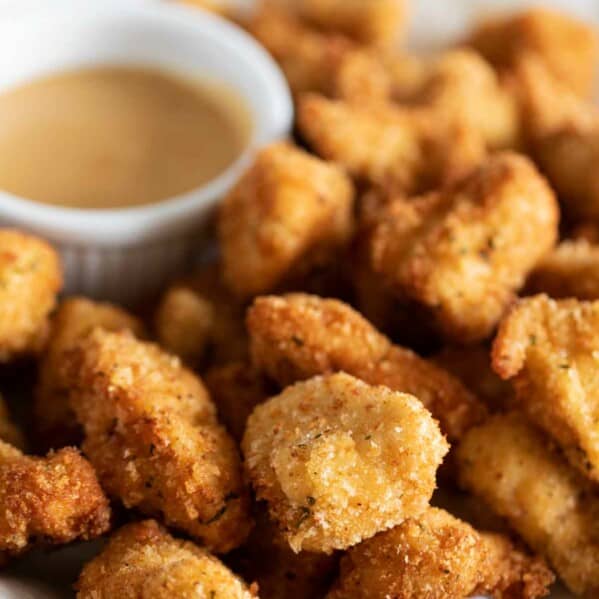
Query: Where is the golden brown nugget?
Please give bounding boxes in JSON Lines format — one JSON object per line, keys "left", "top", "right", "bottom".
{"left": 0, "top": 441, "right": 110, "bottom": 560}
{"left": 242, "top": 373, "right": 449, "bottom": 553}
{"left": 297, "top": 93, "right": 485, "bottom": 194}
{"left": 527, "top": 240, "right": 599, "bottom": 300}
{"left": 218, "top": 142, "right": 354, "bottom": 299}
{"left": 326, "top": 507, "right": 553, "bottom": 599}
{"left": 457, "top": 412, "right": 599, "bottom": 596}
{"left": 370, "top": 152, "right": 559, "bottom": 343}
{"left": 247, "top": 293, "right": 486, "bottom": 440}
{"left": 154, "top": 285, "right": 214, "bottom": 367}
{"left": 465, "top": 7, "right": 598, "bottom": 98}
{"left": 76, "top": 520, "right": 256, "bottom": 599}
{"left": 68, "top": 329, "right": 252, "bottom": 553}
{"left": 493, "top": 295, "right": 599, "bottom": 483}
{"left": 204, "top": 361, "right": 273, "bottom": 442}
{"left": 0, "top": 396, "right": 24, "bottom": 449}
{"left": 0, "top": 229, "right": 62, "bottom": 362}
{"left": 297, "top": 0, "right": 407, "bottom": 47}
{"left": 35, "top": 297, "right": 145, "bottom": 449}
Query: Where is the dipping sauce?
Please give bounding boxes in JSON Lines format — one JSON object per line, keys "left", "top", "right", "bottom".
{"left": 0, "top": 66, "right": 251, "bottom": 209}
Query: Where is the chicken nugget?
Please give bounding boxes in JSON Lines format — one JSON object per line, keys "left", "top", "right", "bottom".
{"left": 297, "top": 93, "right": 485, "bottom": 194}
{"left": 492, "top": 294, "right": 599, "bottom": 483}
{"left": 456, "top": 412, "right": 599, "bottom": 596}
{"left": 326, "top": 506, "right": 553, "bottom": 599}
{"left": 76, "top": 519, "right": 256, "bottom": 599}
{"left": 0, "top": 229, "right": 62, "bottom": 362}
{"left": 296, "top": 0, "right": 407, "bottom": 47}
{"left": 0, "top": 395, "right": 24, "bottom": 449}
{"left": 247, "top": 293, "right": 486, "bottom": 440}
{"left": 35, "top": 297, "right": 145, "bottom": 449}
{"left": 0, "top": 441, "right": 110, "bottom": 561}
{"left": 242, "top": 372, "right": 449, "bottom": 553}
{"left": 68, "top": 329, "right": 252, "bottom": 553}
{"left": 465, "top": 7, "right": 598, "bottom": 98}
{"left": 370, "top": 152, "right": 559, "bottom": 343}
{"left": 218, "top": 142, "right": 354, "bottom": 299}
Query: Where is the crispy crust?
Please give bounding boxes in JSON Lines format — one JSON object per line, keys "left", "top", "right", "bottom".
{"left": 68, "top": 329, "right": 252, "bottom": 553}
{"left": 76, "top": 520, "right": 256, "bottom": 599}
{"left": 218, "top": 142, "right": 354, "bottom": 299}
{"left": 0, "top": 441, "right": 110, "bottom": 560}
{"left": 326, "top": 507, "right": 553, "bottom": 599}
{"left": 492, "top": 294, "right": 599, "bottom": 482}
{"left": 242, "top": 372, "right": 449, "bottom": 553}
{"left": 247, "top": 293, "right": 486, "bottom": 440}
{"left": 0, "top": 229, "right": 62, "bottom": 362}
{"left": 457, "top": 412, "right": 599, "bottom": 596}
{"left": 370, "top": 152, "right": 559, "bottom": 343}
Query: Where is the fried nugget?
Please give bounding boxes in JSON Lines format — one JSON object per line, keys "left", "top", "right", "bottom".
{"left": 218, "top": 142, "right": 354, "bottom": 299}
{"left": 76, "top": 520, "right": 256, "bottom": 599}
{"left": 68, "top": 329, "right": 252, "bottom": 553}
{"left": 492, "top": 294, "right": 599, "bottom": 483}
{"left": 297, "top": 93, "right": 485, "bottom": 194}
{"left": 247, "top": 293, "right": 486, "bottom": 440}
{"left": 0, "top": 396, "right": 24, "bottom": 449}
{"left": 0, "top": 441, "right": 110, "bottom": 561}
{"left": 465, "top": 7, "right": 598, "bottom": 98}
{"left": 457, "top": 412, "right": 599, "bottom": 596}
{"left": 326, "top": 506, "right": 553, "bottom": 599}
{"left": 370, "top": 152, "right": 559, "bottom": 343}
{"left": 242, "top": 372, "right": 449, "bottom": 553}
{"left": 35, "top": 297, "right": 145, "bottom": 449}
{"left": 0, "top": 229, "right": 62, "bottom": 362}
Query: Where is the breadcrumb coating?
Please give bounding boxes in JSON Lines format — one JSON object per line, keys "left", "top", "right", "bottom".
{"left": 242, "top": 372, "right": 449, "bottom": 553}
{"left": 457, "top": 412, "right": 599, "bottom": 596}
{"left": 68, "top": 329, "right": 252, "bottom": 553}
{"left": 493, "top": 294, "right": 599, "bottom": 483}
{"left": 465, "top": 7, "right": 598, "bottom": 98}
{"left": 35, "top": 297, "right": 145, "bottom": 449}
{"left": 218, "top": 142, "right": 354, "bottom": 299}
{"left": 0, "top": 441, "right": 110, "bottom": 560}
{"left": 0, "top": 229, "right": 62, "bottom": 362}
{"left": 370, "top": 152, "right": 559, "bottom": 343}
{"left": 326, "top": 507, "right": 553, "bottom": 599}
{"left": 76, "top": 520, "right": 256, "bottom": 599}
{"left": 0, "top": 396, "right": 24, "bottom": 449}
{"left": 298, "top": 93, "right": 485, "bottom": 194}
{"left": 247, "top": 293, "right": 486, "bottom": 440}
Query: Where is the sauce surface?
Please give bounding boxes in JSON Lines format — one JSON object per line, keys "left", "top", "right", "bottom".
{"left": 0, "top": 66, "right": 251, "bottom": 209}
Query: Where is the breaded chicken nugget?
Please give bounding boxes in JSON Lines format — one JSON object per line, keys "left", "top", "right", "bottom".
{"left": 370, "top": 152, "right": 559, "bottom": 343}
{"left": 298, "top": 94, "right": 485, "bottom": 194}
{"left": 68, "top": 329, "right": 252, "bottom": 553}
{"left": 0, "top": 229, "right": 62, "bottom": 362}
{"left": 218, "top": 142, "right": 354, "bottom": 299}
{"left": 493, "top": 294, "right": 599, "bottom": 483}
{"left": 0, "top": 441, "right": 110, "bottom": 560}
{"left": 465, "top": 7, "right": 598, "bottom": 98}
{"left": 0, "top": 396, "right": 24, "bottom": 449}
{"left": 76, "top": 520, "right": 256, "bottom": 599}
{"left": 297, "top": 0, "right": 407, "bottom": 47}
{"left": 457, "top": 412, "right": 599, "bottom": 596}
{"left": 527, "top": 240, "right": 599, "bottom": 300}
{"left": 35, "top": 297, "right": 145, "bottom": 449}
{"left": 247, "top": 294, "right": 486, "bottom": 440}
{"left": 326, "top": 507, "right": 553, "bottom": 599}
{"left": 242, "top": 372, "right": 449, "bottom": 553}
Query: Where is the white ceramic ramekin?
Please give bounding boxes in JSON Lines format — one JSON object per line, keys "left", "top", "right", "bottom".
{"left": 0, "top": 0, "right": 292, "bottom": 304}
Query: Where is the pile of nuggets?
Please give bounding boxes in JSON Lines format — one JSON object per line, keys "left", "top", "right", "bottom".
{"left": 4, "top": 1, "right": 599, "bottom": 598}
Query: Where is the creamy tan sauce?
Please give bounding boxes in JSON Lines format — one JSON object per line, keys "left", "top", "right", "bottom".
{"left": 0, "top": 66, "right": 251, "bottom": 208}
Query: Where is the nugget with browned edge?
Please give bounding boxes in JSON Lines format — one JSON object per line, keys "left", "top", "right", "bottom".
{"left": 0, "top": 229, "right": 62, "bottom": 362}
{"left": 247, "top": 294, "right": 487, "bottom": 441}
{"left": 326, "top": 506, "right": 553, "bottom": 599}
{"left": 68, "top": 329, "right": 252, "bottom": 553}
{"left": 76, "top": 519, "right": 256, "bottom": 599}
{"left": 243, "top": 373, "right": 449, "bottom": 553}
{"left": 457, "top": 412, "right": 599, "bottom": 596}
